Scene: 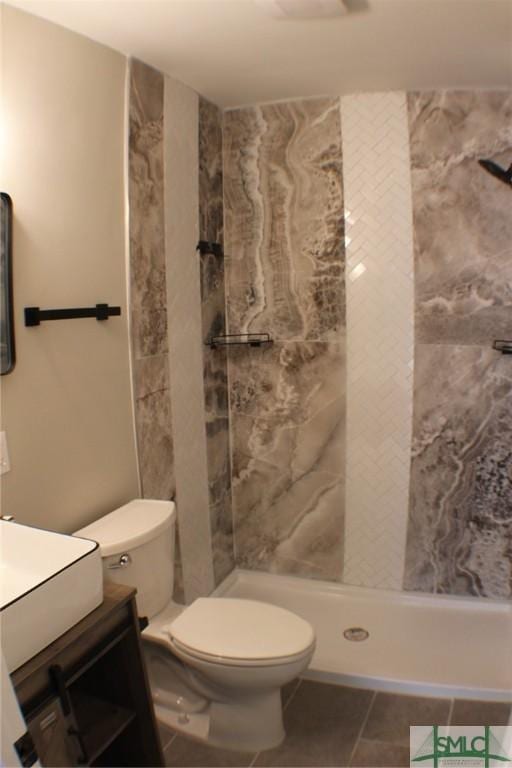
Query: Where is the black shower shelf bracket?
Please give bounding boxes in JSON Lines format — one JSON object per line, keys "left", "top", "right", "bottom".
{"left": 196, "top": 240, "right": 224, "bottom": 258}
{"left": 492, "top": 339, "right": 512, "bottom": 355}
{"left": 206, "top": 333, "right": 274, "bottom": 349}
{"left": 24, "top": 303, "right": 121, "bottom": 327}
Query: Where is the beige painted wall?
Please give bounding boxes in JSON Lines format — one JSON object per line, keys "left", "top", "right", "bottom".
{"left": 0, "top": 6, "right": 139, "bottom": 532}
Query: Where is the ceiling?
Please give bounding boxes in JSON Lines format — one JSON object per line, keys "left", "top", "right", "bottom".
{"left": 6, "top": 0, "right": 512, "bottom": 108}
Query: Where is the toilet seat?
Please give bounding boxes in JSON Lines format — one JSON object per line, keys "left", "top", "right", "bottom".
{"left": 168, "top": 635, "right": 314, "bottom": 668}
{"left": 165, "top": 597, "right": 315, "bottom": 667}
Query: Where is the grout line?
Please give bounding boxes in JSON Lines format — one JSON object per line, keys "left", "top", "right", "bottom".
{"left": 249, "top": 680, "right": 302, "bottom": 768}
{"left": 123, "top": 59, "right": 142, "bottom": 499}
{"left": 354, "top": 736, "right": 409, "bottom": 750}
{"left": 161, "top": 729, "right": 178, "bottom": 753}
{"left": 447, "top": 698, "right": 455, "bottom": 728}
{"left": 348, "top": 689, "right": 377, "bottom": 767}
{"left": 160, "top": 679, "right": 303, "bottom": 765}
{"left": 283, "top": 678, "right": 302, "bottom": 712}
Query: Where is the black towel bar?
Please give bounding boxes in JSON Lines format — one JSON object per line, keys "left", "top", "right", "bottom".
{"left": 24, "top": 304, "right": 121, "bottom": 327}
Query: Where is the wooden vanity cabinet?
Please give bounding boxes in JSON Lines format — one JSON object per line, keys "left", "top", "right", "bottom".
{"left": 11, "top": 583, "right": 164, "bottom": 767}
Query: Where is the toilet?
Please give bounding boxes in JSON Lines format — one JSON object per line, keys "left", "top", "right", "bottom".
{"left": 75, "top": 499, "right": 315, "bottom": 752}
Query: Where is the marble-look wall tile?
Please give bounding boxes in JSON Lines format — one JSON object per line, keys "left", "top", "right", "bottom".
{"left": 199, "top": 97, "right": 224, "bottom": 244}
{"left": 133, "top": 355, "right": 174, "bottom": 499}
{"left": 408, "top": 91, "right": 512, "bottom": 346}
{"left": 199, "top": 97, "right": 235, "bottom": 585}
{"left": 406, "top": 91, "right": 512, "bottom": 599}
{"left": 224, "top": 99, "right": 345, "bottom": 342}
{"left": 229, "top": 342, "right": 345, "bottom": 580}
{"left": 129, "top": 59, "right": 168, "bottom": 359}
{"left": 204, "top": 343, "right": 234, "bottom": 586}
{"left": 405, "top": 345, "right": 512, "bottom": 598}
{"left": 129, "top": 59, "right": 175, "bottom": 501}
{"left": 224, "top": 98, "right": 346, "bottom": 581}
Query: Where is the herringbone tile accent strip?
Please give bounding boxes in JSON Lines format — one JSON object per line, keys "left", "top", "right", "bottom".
{"left": 340, "top": 92, "right": 414, "bottom": 590}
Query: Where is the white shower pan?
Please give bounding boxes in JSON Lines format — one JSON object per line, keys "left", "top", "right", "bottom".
{"left": 214, "top": 569, "right": 512, "bottom": 702}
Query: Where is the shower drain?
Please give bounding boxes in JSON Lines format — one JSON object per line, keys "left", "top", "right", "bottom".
{"left": 343, "top": 627, "right": 369, "bottom": 642}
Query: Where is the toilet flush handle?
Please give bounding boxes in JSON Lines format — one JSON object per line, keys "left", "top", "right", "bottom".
{"left": 108, "top": 553, "right": 132, "bottom": 569}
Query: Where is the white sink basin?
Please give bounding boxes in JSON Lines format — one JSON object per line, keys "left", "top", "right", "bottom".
{"left": 0, "top": 520, "right": 103, "bottom": 672}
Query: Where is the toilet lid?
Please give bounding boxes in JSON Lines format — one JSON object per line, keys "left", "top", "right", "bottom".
{"left": 167, "top": 598, "right": 315, "bottom": 662}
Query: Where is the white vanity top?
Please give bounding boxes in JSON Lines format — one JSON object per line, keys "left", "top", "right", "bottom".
{"left": 0, "top": 520, "right": 103, "bottom": 671}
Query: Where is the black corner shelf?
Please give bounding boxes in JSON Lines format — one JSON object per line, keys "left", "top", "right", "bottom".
{"left": 24, "top": 304, "right": 121, "bottom": 327}
{"left": 206, "top": 333, "right": 273, "bottom": 350}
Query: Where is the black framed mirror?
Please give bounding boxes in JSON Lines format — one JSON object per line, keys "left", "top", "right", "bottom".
{"left": 1, "top": 193, "right": 15, "bottom": 375}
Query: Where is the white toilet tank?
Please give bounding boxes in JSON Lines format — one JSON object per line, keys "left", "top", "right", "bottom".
{"left": 75, "top": 499, "right": 176, "bottom": 618}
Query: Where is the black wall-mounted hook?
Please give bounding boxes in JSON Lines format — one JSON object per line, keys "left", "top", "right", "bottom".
{"left": 24, "top": 303, "right": 121, "bottom": 327}
{"left": 196, "top": 240, "right": 223, "bottom": 258}
{"left": 493, "top": 340, "right": 512, "bottom": 355}
{"left": 478, "top": 159, "right": 512, "bottom": 188}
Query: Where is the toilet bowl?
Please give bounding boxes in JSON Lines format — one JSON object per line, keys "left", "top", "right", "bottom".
{"left": 75, "top": 500, "right": 315, "bottom": 752}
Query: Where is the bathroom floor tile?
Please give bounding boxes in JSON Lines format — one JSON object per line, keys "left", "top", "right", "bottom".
{"left": 450, "top": 699, "right": 512, "bottom": 726}
{"left": 159, "top": 723, "right": 177, "bottom": 751}
{"left": 164, "top": 734, "right": 255, "bottom": 767}
{"left": 362, "top": 692, "right": 451, "bottom": 747}
{"left": 350, "top": 738, "right": 410, "bottom": 767}
{"left": 160, "top": 686, "right": 511, "bottom": 768}
{"left": 281, "top": 678, "right": 301, "bottom": 708}
{"left": 254, "top": 681, "right": 374, "bottom": 767}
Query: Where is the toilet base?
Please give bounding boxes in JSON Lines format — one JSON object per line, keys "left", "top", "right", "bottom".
{"left": 144, "top": 636, "right": 287, "bottom": 752}
{"left": 154, "top": 703, "right": 210, "bottom": 743}
{"left": 209, "top": 688, "right": 285, "bottom": 751}
{"left": 154, "top": 688, "right": 285, "bottom": 752}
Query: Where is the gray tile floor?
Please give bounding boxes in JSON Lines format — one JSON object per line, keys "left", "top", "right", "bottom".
{"left": 160, "top": 680, "right": 512, "bottom": 768}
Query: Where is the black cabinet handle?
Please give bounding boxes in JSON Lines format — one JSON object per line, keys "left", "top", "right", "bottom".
{"left": 49, "top": 665, "right": 71, "bottom": 716}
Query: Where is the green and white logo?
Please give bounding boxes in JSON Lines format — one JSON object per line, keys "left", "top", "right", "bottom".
{"left": 410, "top": 726, "right": 512, "bottom": 767}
